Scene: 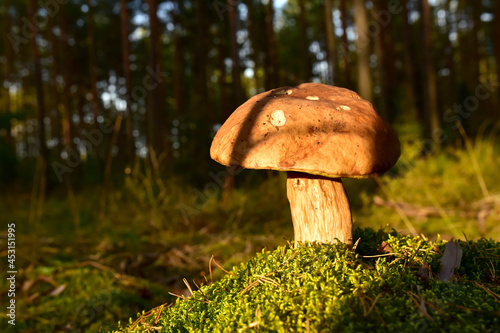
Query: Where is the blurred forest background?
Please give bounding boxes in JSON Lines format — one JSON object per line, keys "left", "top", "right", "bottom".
{"left": 0, "top": 0, "right": 499, "bottom": 331}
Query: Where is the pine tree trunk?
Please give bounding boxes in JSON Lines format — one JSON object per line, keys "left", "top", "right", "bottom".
{"left": 147, "top": 0, "right": 168, "bottom": 159}
{"left": 244, "top": 0, "right": 261, "bottom": 92}
{"left": 298, "top": 0, "right": 311, "bottom": 81}
{"left": 48, "top": 14, "right": 62, "bottom": 156}
{"left": 340, "top": 0, "right": 352, "bottom": 88}
{"left": 372, "top": 0, "right": 396, "bottom": 121}
{"left": 217, "top": 28, "right": 230, "bottom": 120}
{"left": 171, "top": 5, "right": 183, "bottom": 119}
{"left": 87, "top": 0, "right": 100, "bottom": 126}
{"left": 265, "top": 0, "right": 279, "bottom": 89}
{"left": 421, "top": 0, "right": 441, "bottom": 146}
{"left": 353, "top": 0, "right": 373, "bottom": 101}
{"left": 324, "top": 0, "right": 337, "bottom": 85}
{"left": 2, "top": 0, "right": 13, "bottom": 144}
{"left": 494, "top": 0, "right": 500, "bottom": 117}
{"left": 227, "top": 0, "right": 243, "bottom": 106}
{"left": 469, "top": 0, "right": 481, "bottom": 84}
{"left": 120, "top": 0, "right": 134, "bottom": 164}
{"left": 59, "top": 9, "right": 74, "bottom": 155}
{"left": 194, "top": 0, "right": 209, "bottom": 109}
{"left": 28, "top": 0, "right": 47, "bottom": 222}
{"left": 444, "top": 0, "right": 457, "bottom": 112}
{"left": 402, "top": 0, "right": 423, "bottom": 124}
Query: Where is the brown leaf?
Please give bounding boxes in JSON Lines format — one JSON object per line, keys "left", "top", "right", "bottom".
{"left": 377, "top": 241, "right": 393, "bottom": 254}
{"left": 437, "top": 242, "right": 463, "bottom": 282}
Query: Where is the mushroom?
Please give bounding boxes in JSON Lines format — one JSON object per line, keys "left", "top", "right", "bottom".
{"left": 210, "top": 83, "right": 400, "bottom": 246}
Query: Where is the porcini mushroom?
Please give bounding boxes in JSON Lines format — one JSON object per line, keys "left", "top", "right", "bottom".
{"left": 210, "top": 83, "right": 400, "bottom": 246}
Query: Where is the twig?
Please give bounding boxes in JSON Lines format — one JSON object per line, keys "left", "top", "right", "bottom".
{"left": 209, "top": 255, "right": 236, "bottom": 280}
{"left": 406, "top": 291, "right": 433, "bottom": 321}
{"left": 240, "top": 272, "right": 280, "bottom": 295}
{"left": 474, "top": 281, "right": 500, "bottom": 304}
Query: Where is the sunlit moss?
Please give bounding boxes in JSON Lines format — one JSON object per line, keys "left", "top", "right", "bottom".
{"left": 117, "top": 228, "right": 500, "bottom": 332}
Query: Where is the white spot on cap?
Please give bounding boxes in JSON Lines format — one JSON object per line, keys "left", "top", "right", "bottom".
{"left": 269, "top": 110, "right": 286, "bottom": 127}
{"left": 306, "top": 96, "right": 319, "bottom": 100}
{"left": 337, "top": 105, "right": 351, "bottom": 110}
{"left": 286, "top": 89, "right": 293, "bottom": 95}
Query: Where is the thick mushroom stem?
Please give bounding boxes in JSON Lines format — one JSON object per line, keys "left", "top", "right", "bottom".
{"left": 286, "top": 171, "right": 352, "bottom": 246}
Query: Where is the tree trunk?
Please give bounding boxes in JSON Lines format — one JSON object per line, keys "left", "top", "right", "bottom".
{"left": 402, "top": 0, "right": 424, "bottom": 125}
{"left": 194, "top": 0, "right": 209, "bottom": 107}
{"left": 87, "top": 0, "right": 100, "bottom": 126}
{"left": 339, "top": 0, "right": 352, "bottom": 88}
{"left": 494, "top": 0, "right": 500, "bottom": 117}
{"left": 265, "top": 0, "right": 279, "bottom": 89}
{"left": 421, "top": 0, "right": 441, "bottom": 146}
{"left": 48, "top": 14, "right": 62, "bottom": 156}
{"left": 467, "top": 0, "right": 492, "bottom": 122}
{"left": 120, "top": 0, "right": 134, "bottom": 164}
{"left": 2, "top": 0, "right": 12, "bottom": 144}
{"left": 469, "top": 0, "right": 481, "bottom": 84}
{"left": 324, "top": 0, "right": 337, "bottom": 85}
{"left": 77, "top": 87, "right": 86, "bottom": 140}
{"left": 171, "top": 5, "right": 183, "bottom": 119}
{"left": 193, "top": 0, "right": 213, "bottom": 171}
{"left": 353, "top": 0, "right": 373, "bottom": 101}
{"left": 147, "top": 0, "right": 168, "bottom": 159}
{"left": 298, "top": 0, "right": 311, "bottom": 81}
{"left": 244, "top": 0, "right": 261, "bottom": 92}
{"left": 227, "top": 0, "right": 243, "bottom": 107}
{"left": 59, "top": 10, "right": 74, "bottom": 154}
{"left": 29, "top": 0, "right": 48, "bottom": 195}
{"left": 372, "top": 0, "right": 396, "bottom": 121}
{"left": 444, "top": 0, "right": 457, "bottom": 112}
{"left": 99, "top": 0, "right": 132, "bottom": 223}
{"left": 217, "top": 29, "right": 230, "bottom": 120}
{"left": 372, "top": 0, "right": 387, "bottom": 118}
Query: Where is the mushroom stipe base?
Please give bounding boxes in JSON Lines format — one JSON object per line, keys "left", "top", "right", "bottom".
{"left": 286, "top": 171, "right": 353, "bottom": 246}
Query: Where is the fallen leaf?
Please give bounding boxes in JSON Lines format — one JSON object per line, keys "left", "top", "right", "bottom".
{"left": 437, "top": 242, "right": 463, "bottom": 282}
{"left": 377, "top": 241, "right": 393, "bottom": 254}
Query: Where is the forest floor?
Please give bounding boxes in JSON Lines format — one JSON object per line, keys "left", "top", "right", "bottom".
{"left": 0, "top": 135, "right": 499, "bottom": 332}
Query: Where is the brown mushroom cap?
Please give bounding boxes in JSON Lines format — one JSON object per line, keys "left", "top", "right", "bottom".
{"left": 210, "top": 83, "right": 400, "bottom": 178}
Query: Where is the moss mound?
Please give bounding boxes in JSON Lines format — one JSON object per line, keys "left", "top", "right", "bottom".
{"left": 116, "top": 229, "right": 500, "bottom": 332}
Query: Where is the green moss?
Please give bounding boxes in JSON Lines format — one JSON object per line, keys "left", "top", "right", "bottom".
{"left": 116, "top": 228, "right": 500, "bottom": 332}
